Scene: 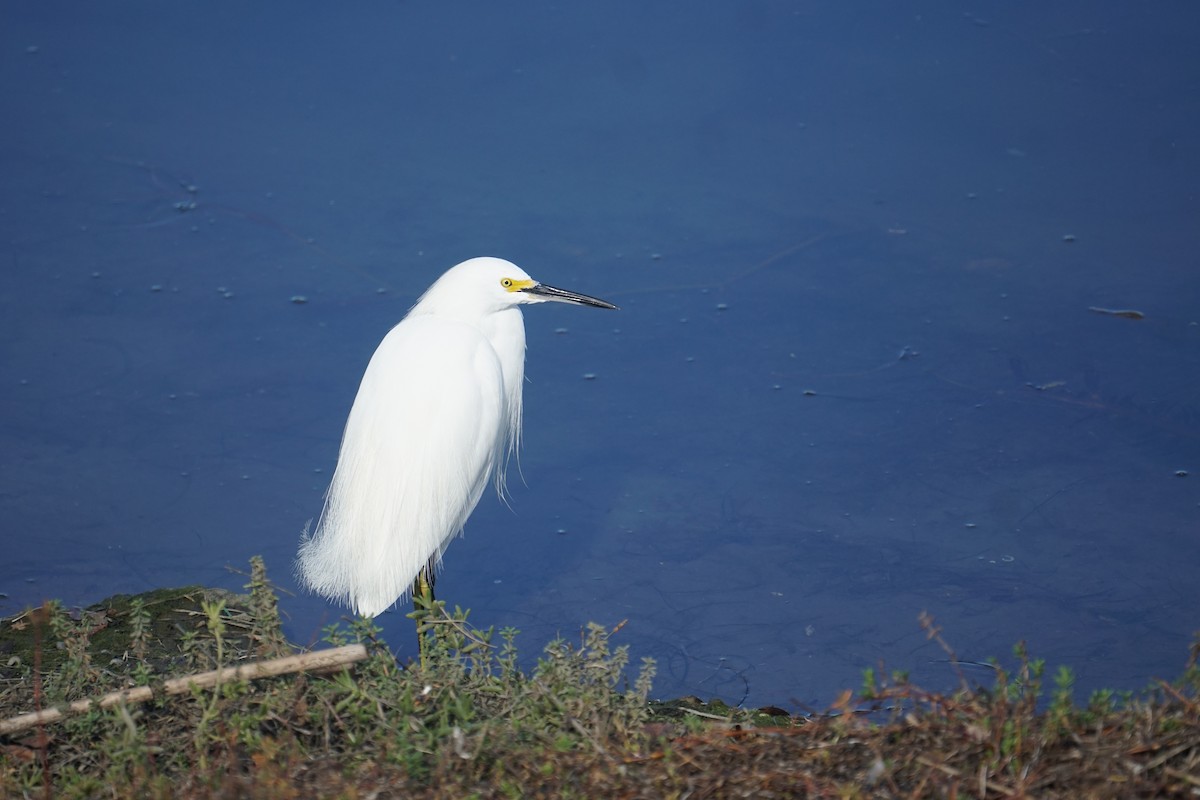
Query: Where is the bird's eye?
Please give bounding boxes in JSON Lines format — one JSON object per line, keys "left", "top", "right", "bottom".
{"left": 500, "top": 278, "right": 513, "bottom": 289}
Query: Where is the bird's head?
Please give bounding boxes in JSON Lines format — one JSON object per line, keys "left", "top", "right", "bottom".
{"left": 413, "top": 257, "right": 618, "bottom": 319}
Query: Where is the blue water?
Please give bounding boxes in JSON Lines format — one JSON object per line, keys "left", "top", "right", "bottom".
{"left": 2, "top": 2, "right": 1198, "bottom": 710}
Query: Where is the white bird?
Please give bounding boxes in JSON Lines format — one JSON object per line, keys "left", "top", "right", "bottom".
{"left": 296, "top": 256, "right": 617, "bottom": 617}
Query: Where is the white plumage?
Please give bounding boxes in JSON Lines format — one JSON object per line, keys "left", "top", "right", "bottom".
{"left": 296, "top": 257, "right": 616, "bottom": 617}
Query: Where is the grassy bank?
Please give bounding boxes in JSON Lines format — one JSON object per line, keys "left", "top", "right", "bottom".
{"left": 1, "top": 557, "right": 1197, "bottom": 798}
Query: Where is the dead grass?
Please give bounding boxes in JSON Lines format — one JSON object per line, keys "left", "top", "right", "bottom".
{"left": 1, "top": 557, "right": 1197, "bottom": 798}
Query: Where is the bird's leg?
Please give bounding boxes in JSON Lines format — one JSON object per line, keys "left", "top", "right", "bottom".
{"left": 413, "top": 558, "right": 438, "bottom": 662}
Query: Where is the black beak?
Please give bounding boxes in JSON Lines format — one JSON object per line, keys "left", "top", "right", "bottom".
{"left": 523, "top": 283, "right": 619, "bottom": 310}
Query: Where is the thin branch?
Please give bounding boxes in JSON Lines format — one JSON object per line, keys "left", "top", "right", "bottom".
{"left": 0, "top": 644, "right": 367, "bottom": 736}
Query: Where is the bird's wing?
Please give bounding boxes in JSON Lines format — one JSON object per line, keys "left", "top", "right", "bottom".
{"left": 297, "top": 315, "right": 505, "bottom": 616}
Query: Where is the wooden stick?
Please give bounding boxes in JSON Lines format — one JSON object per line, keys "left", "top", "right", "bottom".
{"left": 0, "top": 644, "right": 367, "bottom": 737}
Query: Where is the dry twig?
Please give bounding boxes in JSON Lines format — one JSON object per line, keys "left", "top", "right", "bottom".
{"left": 0, "top": 644, "right": 367, "bottom": 736}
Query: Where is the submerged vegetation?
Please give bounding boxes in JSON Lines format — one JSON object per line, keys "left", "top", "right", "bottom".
{"left": 0, "top": 557, "right": 1197, "bottom": 798}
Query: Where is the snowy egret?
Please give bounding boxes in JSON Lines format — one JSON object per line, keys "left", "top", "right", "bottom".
{"left": 296, "top": 257, "right": 617, "bottom": 617}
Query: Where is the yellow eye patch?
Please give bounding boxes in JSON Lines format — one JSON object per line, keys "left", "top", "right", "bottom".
{"left": 500, "top": 277, "right": 535, "bottom": 292}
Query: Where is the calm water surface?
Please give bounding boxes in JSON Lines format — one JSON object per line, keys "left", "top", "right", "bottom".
{"left": 2, "top": 2, "right": 1198, "bottom": 709}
